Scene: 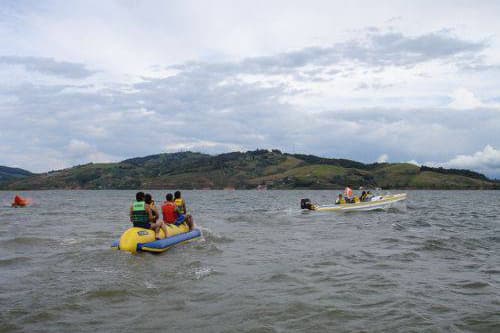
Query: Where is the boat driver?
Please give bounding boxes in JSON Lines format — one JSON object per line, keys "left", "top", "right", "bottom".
{"left": 344, "top": 186, "right": 354, "bottom": 203}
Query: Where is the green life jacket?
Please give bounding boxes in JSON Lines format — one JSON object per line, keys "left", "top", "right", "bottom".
{"left": 131, "top": 200, "right": 150, "bottom": 228}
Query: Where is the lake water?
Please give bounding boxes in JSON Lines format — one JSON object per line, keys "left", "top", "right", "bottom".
{"left": 0, "top": 190, "right": 499, "bottom": 332}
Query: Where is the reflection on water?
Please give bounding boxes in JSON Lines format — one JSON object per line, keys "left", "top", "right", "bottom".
{"left": 0, "top": 190, "right": 499, "bottom": 332}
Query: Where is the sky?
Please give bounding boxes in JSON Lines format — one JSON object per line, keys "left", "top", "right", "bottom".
{"left": 0, "top": 0, "right": 499, "bottom": 178}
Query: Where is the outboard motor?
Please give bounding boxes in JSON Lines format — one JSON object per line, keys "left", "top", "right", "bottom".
{"left": 300, "top": 198, "right": 312, "bottom": 210}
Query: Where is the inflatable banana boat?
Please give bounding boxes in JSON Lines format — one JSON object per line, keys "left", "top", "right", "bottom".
{"left": 301, "top": 193, "right": 407, "bottom": 212}
{"left": 111, "top": 223, "right": 201, "bottom": 254}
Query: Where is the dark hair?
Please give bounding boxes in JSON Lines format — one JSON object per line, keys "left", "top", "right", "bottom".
{"left": 166, "top": 193, "right": 173, "bottom": 201}
{"left": 145, "top": 193, "right": 152, "bottom": 204}
{"left": 136, "top": 191, "right": 145, "bottom": 201}
{"left": 174, "top": 191, "right": 181, "bottom": 199}
{"left": 361, "top": 191, "right": 366, "bottom": 195}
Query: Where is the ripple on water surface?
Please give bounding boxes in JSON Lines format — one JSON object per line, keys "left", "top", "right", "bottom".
{"left": 0, "top": 190, "right": 499, "bottom": 332}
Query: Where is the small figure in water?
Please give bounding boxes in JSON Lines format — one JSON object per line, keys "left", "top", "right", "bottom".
{"left": 174, "top": 191, "right": 195, "bottom": 230}
{"left": 130, "top": 192, "right": 163, "bottom": 236}
{"left": 12, "top": 195, "right": 28, "bottom": 207}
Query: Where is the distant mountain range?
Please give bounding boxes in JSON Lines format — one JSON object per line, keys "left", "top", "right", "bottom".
{"left": 1, "top": 150, "right": 498, "bottom": 190}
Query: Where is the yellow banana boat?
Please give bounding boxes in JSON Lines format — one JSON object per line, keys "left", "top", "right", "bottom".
{"left": 111, "top": 223, "right": 201, "bottom": 254}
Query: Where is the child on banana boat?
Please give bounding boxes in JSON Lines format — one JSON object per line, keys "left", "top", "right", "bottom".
{"left": 161, "top": 193, "right": 186, "bottom": 226}
{"left": 129, "top": 191, "right": 194, "bottom": 242}
{"left": 145, "top": 193, "right": 169, "bottom": 240}
{"left": 130, "top": 192, "right": 164, "bottom": 237}
{"left": 174, "top": 191, "right": 195, "bottom": 230}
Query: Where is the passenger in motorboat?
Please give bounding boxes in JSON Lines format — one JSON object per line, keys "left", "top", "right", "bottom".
{"left": 335, "top": 193, "right": 346, "bottom": 204}
{"left": 336, "top": 187, "right": 362, "bottom": 204}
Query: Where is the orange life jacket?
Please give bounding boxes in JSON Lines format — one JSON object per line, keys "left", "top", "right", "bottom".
{"left": 161, "top": 202, "right": 178, "bottom": 224}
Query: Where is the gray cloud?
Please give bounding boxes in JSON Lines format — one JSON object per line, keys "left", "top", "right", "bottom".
{"left": 167, "top": 29, "right": 488, "bottom": 84}
{"left": 2, "top": 69, "right": 499, "bottom": 177}
{"left": 270, "top": 31, "right": 473, "bottom": 68}
{"left": 457, "top": 56, "right": 500, "bottom": 72}
{"left": 0, "top": 29, "right": 498, "bottom": 177}
{"left": 364, "top": 30, "right": 485, "bottom": 63}
{"left": 0, "top": 56, "right": 96, "bottom": 79}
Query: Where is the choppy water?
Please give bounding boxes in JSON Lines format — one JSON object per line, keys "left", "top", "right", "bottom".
{"left": 0, "top": 190, "right": 499, "bottom": 332}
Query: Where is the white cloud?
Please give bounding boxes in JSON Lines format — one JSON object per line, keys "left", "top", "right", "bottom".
{"left": 66, "top": 139, "right": 118, "bottom": 165}
{"left": 448, "top": 88, "right": 483, "bottom": 109}
{"left": 164, "top": 141, "right": 244, "bottom": 153}
{"left": 422, "top": 145, "right": 500, "bottom": 178}
{"left": 136, "top": 107, "right": 155, "bottom": 117}
{"left": 67, "top": 139, "right": 93, "bottom": 157}
{"left": 444, "top": 145, "right": 500, "bottom": 175}
{"left": 377, "top": 153, "right": 389, "bottom": 163}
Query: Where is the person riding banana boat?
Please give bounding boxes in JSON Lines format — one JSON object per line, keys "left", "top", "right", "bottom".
{"left": 115, "top": 191, "right": 201, "bottom": 253}
{"left": 173, "top": 191, "right": 195, "bottom": 230}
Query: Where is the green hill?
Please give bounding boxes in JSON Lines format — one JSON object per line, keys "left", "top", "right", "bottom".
{"left": 1, "top": 150, "right": 498, "bottom": 190}
{"left": 0, "top": 165, "right": 33, "bottom": 184}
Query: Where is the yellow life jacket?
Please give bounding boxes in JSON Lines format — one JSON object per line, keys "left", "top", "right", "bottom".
{"left": 174, "top": 198, "right": 185, "bottom": 214}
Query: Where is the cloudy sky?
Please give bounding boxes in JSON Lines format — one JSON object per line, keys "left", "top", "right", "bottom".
{"left": 1, "top": 0, "right": 499, "bottom": 177}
